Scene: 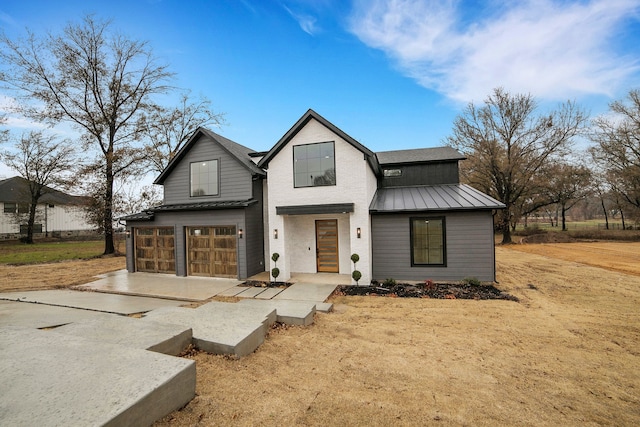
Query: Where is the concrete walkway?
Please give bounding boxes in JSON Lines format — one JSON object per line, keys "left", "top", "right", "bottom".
{"left": 0, "top": 270, "right": 341, "bottom": 426}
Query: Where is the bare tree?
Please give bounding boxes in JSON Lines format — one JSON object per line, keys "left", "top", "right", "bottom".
{"left": 590, "top": 89, "right": 640, "bottom": 212}
{"left": 543, "top": 162, "right": 592, "bottom": 231}
{"left": 0, "top": 15, "right": 173, "bottom": 254}
{"left": 447, "top": 88, "right": 588, "bottom": 243}
{"left": 0, "top": 131, "right": 75, "bottom": 243}
{"left": 139, "top": 91, "right": 225, "bottom": 173}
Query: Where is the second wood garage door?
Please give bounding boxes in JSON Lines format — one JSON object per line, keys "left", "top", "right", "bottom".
{"left": 187, "top": 226, "right": 238, "bottom": 278}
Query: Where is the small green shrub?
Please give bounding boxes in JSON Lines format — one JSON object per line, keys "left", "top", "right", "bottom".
{"left": 350, "top": 253, "right": 360, "bottom": 264}
{"left": 383, "top": 278, "right": 396, "bottom": 286}
{"left": 462, "top": 277, "right": 481, "bottom": 286}
{"left": 271, "top": 267, "right": 280, "bottom": 281}
{"left": 352, "top": 270, "right": 362, "bottom": 283}
{"left": 271, "top": 253, "right": 280, "bottom": 262}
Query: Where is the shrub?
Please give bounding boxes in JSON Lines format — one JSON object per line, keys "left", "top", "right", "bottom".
{"left": 352, "top": 270, "right": 362, "bottom": 284}
{"left": 383, "top": 278, "right": 396, "bottom": 286}
{"left": 462, "top": 277, "right": 481, "bottom": 286}
{"left": 350, "top": 253, "right": 360, "bottom": 264}
{"left": 271, "top": 253, "right": 280, "bottom": 262}
{"left": 271, "top": 267, "right": 280, "bottom": 281}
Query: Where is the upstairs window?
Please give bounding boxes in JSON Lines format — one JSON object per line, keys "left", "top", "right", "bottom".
{"left": 190, "top": 159, "right": 219, "bottom": 197}
{"left": 411, "top": 217, "right": 446, "bottom": 266}
{"left": 293, "top": 142, "right": 336, "bottom": 188}
{"left": 4, "top": 203, "right": 16, "bottom": 214}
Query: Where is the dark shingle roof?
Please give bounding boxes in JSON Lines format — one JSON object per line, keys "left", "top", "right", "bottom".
{"left": 0, "top": 176, "right": 89, "bottom": 205}
{"left": 369, "top": 184, "right": 505, "bottom": 212}
{"left": 376, "top": 147, "right": 466, "bottom": 165}
{"left": 154, "top": 127, "right": 264, "bottom": 185}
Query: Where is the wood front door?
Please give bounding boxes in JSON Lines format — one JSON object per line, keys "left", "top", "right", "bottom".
{"left": 316, "top": 219, "right": 339, "bottom": 273}
{"left": 187, "top": 226, "right": 238, "bottom": 278}
{"left": 134, "top": 227, "right": 176, "bottom": 274}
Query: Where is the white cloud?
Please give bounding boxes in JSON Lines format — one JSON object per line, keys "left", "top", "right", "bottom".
{"left": 282, "top": 3, "right": 319, "bottom": 35}
{"left": 349, "top": 0, "right": 640, "bottom": 104}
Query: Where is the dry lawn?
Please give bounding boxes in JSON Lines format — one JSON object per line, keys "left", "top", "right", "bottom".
{"left": 156, "top": 243, "right": 640, "bottom": 426}
{"left": 1, "top": 243, "right": 638, "bottom": 425}
{"left": 0, "top": 256, "right": 125, "bottom": 292}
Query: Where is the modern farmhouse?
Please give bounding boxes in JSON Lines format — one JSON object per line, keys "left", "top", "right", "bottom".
{"left": 123, "top": 109, "right": 504, "bottom": 284}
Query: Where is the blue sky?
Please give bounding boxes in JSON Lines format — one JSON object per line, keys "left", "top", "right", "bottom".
{"left": 1, "top": 0, "right": 639, "bottom": 179}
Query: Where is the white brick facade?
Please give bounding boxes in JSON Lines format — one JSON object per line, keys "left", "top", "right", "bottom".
{"left": 264, "top": 118, "right": 377, "bottom": 284}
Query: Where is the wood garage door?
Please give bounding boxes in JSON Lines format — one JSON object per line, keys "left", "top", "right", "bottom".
{"left": 135, "top": 227, "right": 176, "bottom": 273}
{"left": 187, "top": 226, "right": 238, "bottom": 278}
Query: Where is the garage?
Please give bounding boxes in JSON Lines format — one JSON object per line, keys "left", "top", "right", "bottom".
{"left": 134, "top": 227, "right": 176, "bottom": 274}
{"left": 187, "top": 226, "right": 238, "bottom": 278}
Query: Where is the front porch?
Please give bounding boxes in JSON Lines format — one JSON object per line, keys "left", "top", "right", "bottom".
{"left": 248, "top": 271, "right": 351, "bottom": 285}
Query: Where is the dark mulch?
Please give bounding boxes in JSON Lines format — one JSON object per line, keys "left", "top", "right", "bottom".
{"left": 335, "top": 281, "right": 518, "bottom": 301}
{"left": 242, "top": 280, "right": 292, "bottom": 288}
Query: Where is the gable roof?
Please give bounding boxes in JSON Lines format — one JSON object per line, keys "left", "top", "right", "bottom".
{"left": 154, "top": 127, "right": 265, "bottom": 185}
{"left": 369, "top": 184, "right": 505, "bottom": 213}
{"left": 257, "top": 109, "right": 381, "bottom": 174}
{"left": 0, "top": 176, "right": 88, "bottom": 205}
{"left": 376, "top": 147, "right": 466, "bottom": 165}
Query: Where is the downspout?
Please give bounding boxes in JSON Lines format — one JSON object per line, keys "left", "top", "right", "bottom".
{"left": 493, "top": 209, "right": 499, "bottom": 284}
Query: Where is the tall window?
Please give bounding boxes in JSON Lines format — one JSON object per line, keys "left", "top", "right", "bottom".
{"left": 411, "top": 217, "right": 446, "bottom": 266}
{"left": 293, "top": 141, "right": 336, "bottom": 188}
{"left": 190, "top": 159, "right": 219, "bottom": 197}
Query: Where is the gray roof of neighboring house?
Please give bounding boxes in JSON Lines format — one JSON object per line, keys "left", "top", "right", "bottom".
{"left": 120, "top": 199, "right": 259, "bottom": 222}
{"left": 154, "top": 127, "right": 265, "bottom": 185}
{"left": 369, "top": 184, "right": 505, "bottom": 213}
{"left": 0, "top": 176, "right": 89, "bottom": 205}
{"left": 376, "top": 147, "right": 466, "bottom": 165}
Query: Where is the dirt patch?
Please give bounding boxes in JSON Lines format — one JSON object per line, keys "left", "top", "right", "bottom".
{"left": 241, "top": 280, "right": 292, "bottom": 288}
{"left": 336, "top": 282, "right": 518, "bottom": 301}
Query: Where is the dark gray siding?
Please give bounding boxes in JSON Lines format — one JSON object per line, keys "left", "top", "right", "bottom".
{"left": 380, "top": 161, "right": 459, "bottom": 187}
{"left": 245, "top": 179, "right": 265, "bottom": 277}
{"left": 371, "top": 210, "right": 496, "bottom": 282}
{"left": 162, "top": 134, "right": 253, "bottom": 205}
{"left": 126, "top": 208, "right": 251, "bottom": 279}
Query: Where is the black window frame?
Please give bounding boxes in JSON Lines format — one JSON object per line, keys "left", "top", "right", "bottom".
{"left": 410, "top": 216, "right": 447, "bottom": 267}
{"left": 190, "top": 158, "right": 220, "bottom": 197}
{"left": 293, "top": 141, "right": 336, "bottom": 188}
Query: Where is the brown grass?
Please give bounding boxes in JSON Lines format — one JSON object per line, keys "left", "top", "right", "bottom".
{"left": 1, "top": 243, "right": 638, "bottom": 425}
{"left": 0, "top": 256, "right": 125, "bottom": 292}
{"left": 154, "top": 243, "right": 640, "bottom": 426}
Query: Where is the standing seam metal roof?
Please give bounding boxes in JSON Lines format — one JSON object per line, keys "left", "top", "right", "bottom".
{"left": 369, "top": 184, "right": 505, "bottom": 212}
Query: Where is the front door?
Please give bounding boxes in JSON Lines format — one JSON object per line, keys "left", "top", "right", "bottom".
{"left": 316, "top": 219, "right": 339, "bottom": 273}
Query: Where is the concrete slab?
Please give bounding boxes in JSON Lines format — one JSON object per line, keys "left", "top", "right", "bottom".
{"left": 143, "top": 304, "right": 273, "bottom": 357}
{"left": 76, "top": 269, "right": 240, "bottom": 301}
{"left": 235, "top": 286, "right": 268, "bottom": 298}
{"left": 237, "top": 299, "right": 316, "bottom": 326}
{"left": 254, "top": 287, "right": 285, "bottom": 299}
{"left": 0, "top": 290, "right": 184, "bottom": 315}
{"left": 0, "top": 300, "right": 117, "bottom": 329}
{"left": 0, "top": 326, "right": 195, "bottom": 427}
{"left": 216, "top": 286, "right": 248, "bottom": 297}
{"left": 54, "top": 316, "right": 192, "bottom": 356}
{"left": 194, "top": 300, "right": 278, "bottom": 326}
{"left": 274, "top": 282, "right": 337, "bottom": 303}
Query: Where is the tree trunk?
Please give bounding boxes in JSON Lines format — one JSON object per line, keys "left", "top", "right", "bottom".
{"left": 621, "top": 208, "right": 626, "bottom": 230}
{"left": 501, "top": 209, "right": 512, "bottom": 244}
{"left": 561, "top": 202, "right": 567, "bottom": 231}
{"left": 25, "top": 202, "right": 37, "bottom": 244}
{"left": 601, "top": 198, "right": 609, "bottom": 230}
{"left": 103, "top": 155, "right": 115, "bottom": 255}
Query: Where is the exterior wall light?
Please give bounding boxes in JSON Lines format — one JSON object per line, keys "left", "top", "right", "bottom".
{"left": 238, "top": 228, "right": 243, "bottom": 239}
{"left": 126, "top": 230, "right": 131, "bottom": 238}
{"left": 274, "top": 229, "right": 278, "bottom": 239}
{"left": 356, "top": 227, "right": 361, "bottom": 238}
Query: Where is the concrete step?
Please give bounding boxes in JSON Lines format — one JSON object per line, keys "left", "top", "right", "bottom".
{"left": 143, "top": 303, "right": 276, "bottom": 357}
{"left": 0, "top": 326, "right": 195, "bottom": 427}
{"left": 237, "top": 299, "right": 316, "bottom": 326}
{"left": 54, "top": 315, "right": 193, "bottom": 356}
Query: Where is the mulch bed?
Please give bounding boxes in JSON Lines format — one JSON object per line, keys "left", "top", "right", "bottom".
{"left": 335, "top": 281, "right": 518, "bottom": 301}
{"left": 242, "top": 280, "right": 292, "bottom": 288}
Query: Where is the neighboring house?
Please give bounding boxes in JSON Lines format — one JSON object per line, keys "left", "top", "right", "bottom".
{"left": 0, "top": 176, "right": 93, "bottom": 239}
{"left": 121, "top": 128, "right": 266, "bottom": 279}
{"left": 123, "top": 109, "right": 504, "bottom": 283}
